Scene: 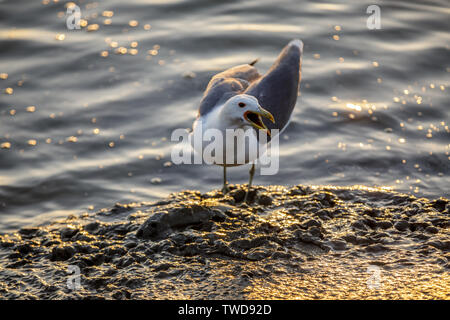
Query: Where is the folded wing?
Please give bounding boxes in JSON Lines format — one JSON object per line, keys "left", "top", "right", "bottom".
{"left": 198, "top": 64, "right": 260, "bottom": 116}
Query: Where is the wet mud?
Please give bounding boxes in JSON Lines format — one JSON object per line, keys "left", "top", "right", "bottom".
{"left": 0, "top": 185, "right": 448, "bottom": 299}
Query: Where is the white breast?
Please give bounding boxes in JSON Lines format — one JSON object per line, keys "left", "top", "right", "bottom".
{"left": 190, "top": 107, "right": 265, "bottom": 166}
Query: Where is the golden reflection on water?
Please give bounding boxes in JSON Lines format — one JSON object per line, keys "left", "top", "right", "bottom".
{"left": 346, "top": 103, "right": 362, "bottom": 112}
{"left": 1, "top": 142, "right": 11, "bottom": 149}
{"left": 216, "top": 23, "right": 304, "bottom": 33}
{"left": 26, "top": 106, "right": 36, "bottom": 113}
{"left": 0, "top": 29, "right": 59, "bottom": 41}
{"left": 102, "top": 10, "right": 114, "bottom": 18}
{"left": 129, "top": 20, "right": 139, "bottom": 27}
{"left": 331, "top": 101, "right": 388, "bottom": 118}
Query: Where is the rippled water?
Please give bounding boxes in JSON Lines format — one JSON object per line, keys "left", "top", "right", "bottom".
{"left": 0, "top": 0, "right": 449, "bottom": 232}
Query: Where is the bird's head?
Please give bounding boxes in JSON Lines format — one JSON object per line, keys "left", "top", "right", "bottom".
{"left": 222, "top": 94, "right": 275, "bottom": 136}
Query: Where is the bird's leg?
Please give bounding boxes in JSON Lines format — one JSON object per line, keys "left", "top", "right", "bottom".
{"left": 221, "top": 166, "right": 230, "bottom": 194}
{"left": 244, "top": 163, "right": 255, "bottom": 202}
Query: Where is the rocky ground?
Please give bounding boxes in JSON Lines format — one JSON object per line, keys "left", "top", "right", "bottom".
{"left": 0, "top": 184, "right": 448, "bottom": 299}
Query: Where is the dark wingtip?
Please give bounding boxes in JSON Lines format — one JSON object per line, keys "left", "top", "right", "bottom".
{"left": 249, "top": 58, "right": 259, "bottom": 66}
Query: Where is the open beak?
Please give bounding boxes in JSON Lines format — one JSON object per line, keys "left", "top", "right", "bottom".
{"left": 244, "top": 107, "right": 275, "bottom": 136}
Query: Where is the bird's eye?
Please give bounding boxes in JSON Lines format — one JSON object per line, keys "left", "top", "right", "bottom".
{"left": 238, "top": 102, "right": 246, "bottom": 108}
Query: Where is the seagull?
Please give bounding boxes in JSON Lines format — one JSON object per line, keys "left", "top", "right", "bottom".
{"left": 191, "top": 39, "right": 303, "bottom": 200}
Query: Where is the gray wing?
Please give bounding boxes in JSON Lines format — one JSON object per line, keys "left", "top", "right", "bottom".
{"left": 198, "top": 64, "right": 260, "bottom": 116}
{"left": 245, "top": 40, "right": 303, "bottom": 132}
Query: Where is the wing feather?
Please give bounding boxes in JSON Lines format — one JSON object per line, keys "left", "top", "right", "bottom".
{"left": 245, "top": 40, "right": 303, "bottom": 132}
{"left": 198, "top": 64, "right": 260, "bottom": 116}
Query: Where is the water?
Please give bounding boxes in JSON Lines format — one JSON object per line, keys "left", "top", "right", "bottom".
{"left": 0, "top": 0, "right": 448, "bottom": 232}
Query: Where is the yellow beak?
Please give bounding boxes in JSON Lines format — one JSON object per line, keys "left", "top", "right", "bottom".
{"left": 244, "top": 107, "right": 275, "bottom": 136}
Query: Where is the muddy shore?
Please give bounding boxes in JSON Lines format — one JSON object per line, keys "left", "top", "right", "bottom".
{"left": 0, "top": 185, "right": 448, "bottom": 299}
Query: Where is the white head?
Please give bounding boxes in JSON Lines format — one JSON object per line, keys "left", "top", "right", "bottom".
{"left": 220, "top": 94, "right": 275, "bottom": 135}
